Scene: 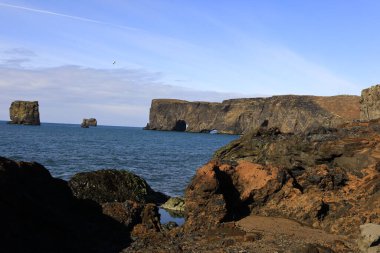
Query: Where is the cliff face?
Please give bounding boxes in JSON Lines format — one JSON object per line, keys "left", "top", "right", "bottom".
{"left": 145, "top": 95, "right": 360, "bottom": 134}
{"left": 360, "top": 84, "right": 380, "bottom": 120}
{"left": 9, "top": 100, "right": 40, "bottom": 125}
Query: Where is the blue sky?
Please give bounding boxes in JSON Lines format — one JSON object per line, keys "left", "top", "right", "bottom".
{"left": 0, "top": 0, "right": 379, "bottom": 126}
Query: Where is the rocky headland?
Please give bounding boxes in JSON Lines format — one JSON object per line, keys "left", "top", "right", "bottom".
{"left": 9, "top": 100, "right": 40, "bottom": 125}
{"left": 144, "top": 95, "right": 360, "bottom": 134}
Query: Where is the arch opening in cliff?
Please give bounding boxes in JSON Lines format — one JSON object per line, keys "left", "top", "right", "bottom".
{"left": 172, "top": 120, "right": 187, "bottom": 131}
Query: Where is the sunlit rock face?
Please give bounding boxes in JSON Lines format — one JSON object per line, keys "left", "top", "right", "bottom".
{"left": 360, "top": 84, "right": 380, "bottom": 120}
{"left": 145, "top": 95, "right": 360, "bottom": 135}
{"left": 185, "top": 121, "right": 380, "bottom": 236}
{"left": 9, "top": 100, "right": 40, "bottom": 125}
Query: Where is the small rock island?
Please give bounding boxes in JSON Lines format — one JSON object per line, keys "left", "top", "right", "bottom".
{"left": 81, "top": 118, "right": 97, "bottom": 128}
{"left": 9, "top": 100, "right": 40, "bottom": 125}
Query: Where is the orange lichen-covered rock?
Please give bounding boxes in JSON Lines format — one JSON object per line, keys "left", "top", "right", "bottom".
{"left": 186, "top": 121, "right": 380, "bottom": 236}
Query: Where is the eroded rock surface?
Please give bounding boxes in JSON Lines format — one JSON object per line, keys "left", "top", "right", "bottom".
{"left": 185, "top": 121, "right": 380, "bottom": 239}
{"left": 358, "top": 223, "right": 380, "bottom": 253}
{"left": 9, "top": 100, "right": 40, "bottom": 125}
{"left": 145, "top": 95, "right": 359, "bottom": 134}
{"left": 361, "top": 84, "right": 380, "bottom": 120}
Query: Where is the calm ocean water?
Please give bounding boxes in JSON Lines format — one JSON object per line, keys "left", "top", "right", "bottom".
{"left": 0, "top": 121, "right": 237, "bottom": 196}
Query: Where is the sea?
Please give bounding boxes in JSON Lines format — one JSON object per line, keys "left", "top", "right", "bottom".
{"left": 0, "top": 121, "right": 238, "bottom": 197}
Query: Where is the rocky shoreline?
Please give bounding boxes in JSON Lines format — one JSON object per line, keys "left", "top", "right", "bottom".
{"left": 2, "top": 119, "right": 380, "bottom": 252}
{"left": 2, "top": 85, "right": 380, "bottom": 252}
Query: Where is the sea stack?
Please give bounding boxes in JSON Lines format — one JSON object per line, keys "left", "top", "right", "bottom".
{"left": 81, "top": 118, "right": 97, "bottom": 128}
{"left": 9, "top": 101, "right": 40, "bottom": 125}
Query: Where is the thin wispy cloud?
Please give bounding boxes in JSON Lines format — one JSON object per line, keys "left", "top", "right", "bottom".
{"left": 0, "top": 2, "right": 138, "bottom": 31}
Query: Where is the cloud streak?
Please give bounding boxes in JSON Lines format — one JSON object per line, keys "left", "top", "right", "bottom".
{"left": 0, "top": 2, "right": 137, "bottom": 31}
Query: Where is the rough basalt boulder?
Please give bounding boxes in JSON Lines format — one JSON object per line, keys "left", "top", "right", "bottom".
{"left": 69, "top": 169, "right": 168, "bottom": 204}
{"left": 81, "top": 118, "right": 97, "bottom": 128}
{"left": 101, "top": 201, "right": 144, "bottom": 230}
{"left": 145, "top": 95, "right": 359, "bottom": 134}
{"left": 185, "top": 121, "right": 380, "bottom": 236}
{"left": 9, "top": 100, "right": 40, "bottom": 125}
{"left": 360, "top": 84, "right": 380, "bottom": 120}
{"left": 0, "top": 157, "right": 131, "bottom": 253}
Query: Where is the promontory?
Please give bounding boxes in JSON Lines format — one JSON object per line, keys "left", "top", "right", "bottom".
{"left": 144, "top": 95, "right": 360, "bottom": 134}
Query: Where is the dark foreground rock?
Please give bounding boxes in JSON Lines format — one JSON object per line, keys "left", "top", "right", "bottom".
{"left": 145, "top": 95, "right": 359, "bottom": 134}
{"left": 0, "top": 157, "right": 131, "bottom": 253}
{"left": 69, "top": 169, "right": 168, "bottom": 204}
{"left": 9, "top": 100, "right": 40, "bottom": 125}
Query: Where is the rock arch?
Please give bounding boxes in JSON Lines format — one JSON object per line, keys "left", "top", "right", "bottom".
{"left": 172, "top": 120, "right": 187, "bottom": 131}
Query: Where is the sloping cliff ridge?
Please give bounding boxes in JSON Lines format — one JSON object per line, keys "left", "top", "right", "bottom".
{"left": 145, "top": 95, "right": 360, "bottom": 134}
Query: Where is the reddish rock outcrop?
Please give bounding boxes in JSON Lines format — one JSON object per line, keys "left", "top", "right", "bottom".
{"left": 145, "top": 95, "right": 359, "bottom": 134}
{"left": 9, "top": 100, "right": 40, "bottom": 125}
{"left": 185, "top": 121, "right": 380, "bottom": 237}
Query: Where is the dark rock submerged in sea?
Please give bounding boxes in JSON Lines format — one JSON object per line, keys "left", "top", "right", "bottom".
{"left": 69, "top": 169, "right": 168, "bottom": 204}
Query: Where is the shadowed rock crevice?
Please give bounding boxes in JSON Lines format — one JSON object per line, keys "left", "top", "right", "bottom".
{"left": 316, "top": 201, "right": 329, "bottom": 221}
{"left": 370, "top": 238, "right": 380, "bottom": 247}
{"left": 214, "top": 168, "right": 250, "bottom": 221}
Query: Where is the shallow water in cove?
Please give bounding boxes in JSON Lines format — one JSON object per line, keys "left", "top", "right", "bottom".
{"left": 0, "top": 121, "right": 238, "bottom": 196}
